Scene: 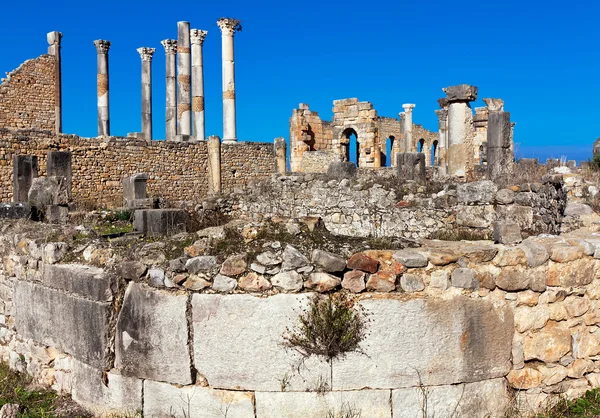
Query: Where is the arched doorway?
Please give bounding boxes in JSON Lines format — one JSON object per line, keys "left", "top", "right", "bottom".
{"left": 417, "top": 138, "right": 425, "bottom": 153}
{"left": 341, "top": 128, "right": 359, "bottom": 167}
{"left": 431, "top": 140, "right": 438, "bottom": 166}
{"left": 384, "top": 136, "right": 395, "bottom": 167}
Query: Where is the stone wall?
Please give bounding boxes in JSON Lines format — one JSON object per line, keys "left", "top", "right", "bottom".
{"left": 300, "top": 150, "right": 344, "bottom": 173}
{"left": 1, "top": 223, "right": 600, "bottom": 416}
{"left": 0, "top": 55, "right": 56, "bottom": 131}
{"left": 230, "top": 174, "right": 566, "bottom": 240}
{"left": 0, "top": 129, "right": 275, "bottom": 207}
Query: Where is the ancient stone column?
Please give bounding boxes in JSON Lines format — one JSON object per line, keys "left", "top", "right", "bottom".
{"left": 274, "top": 137, "right": 287, "bottom": 174}
{"left": 207, "top": 135, "right": 222, "bottom": 194}
{"left": 161, "top": 39, "right": 177, "bottom": 141}
{"left": 94, "top": 40, "right": 111, "bottom": 137}
{"left": 487, "top": 109, "right": 514, "bottom": 182}
{"left": 190, "top": 29, "right": 208, "bottom": 141}
{"left": 47, "top": 151, "right": 72, "bottom": 201}
{"left": 443, "top": 84, "right": 478, "bottom": 178}
{"left": 435, "top": 106, "right": 448, "bottom": 174}
{"left": 217, "top": 18, "right": 242, "bottom": 143}
{"left": 47, "top": 32, "right": 62, "bottom": 134}
{"left": 177, "top": 22, "right": 192, "bottom": 136}
{"left": 13, "top": 156, "right": 38, "bottom": 203}
{"left": 137, "top": 47, "right": 155, "bottom": 141}
{"left": 402, "top": 104, "right": 415, "bottom": 152}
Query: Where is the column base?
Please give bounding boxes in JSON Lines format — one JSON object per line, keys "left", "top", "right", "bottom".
{"left": 222, "top": 138, "right": 238, "bottom": 144}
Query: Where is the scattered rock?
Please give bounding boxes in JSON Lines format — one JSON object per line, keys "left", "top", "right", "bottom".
{"left": 366, "top": 271, "right": 396, "bottom": 292}
{"left": 256, "top": 251, "right": 282, "bottom": 266}
{"left": 212, "top": 274, "right": 237, "bottom": 293}
{"left": 169, "top": 257, "right": 188, "bottom": 273}
{"left": 400, "top": 274, "right": 425, "bottom": 292}
{"left": 311, "top": 249, "right": 346, "bottom": 272}
{"left": 239, "top": 272, "right": 272, "bottom": 292}
{"left": 507, "top": 367, "right": 543, "bottom": 390}
{"left": 305, "top": 272, "right": 341, "bottom": 292}
{"left": 430, "top": 271, "right": 450, "bottom": 290}
{"left": 347, "top": 253, "right": 379, "bottom": 273}
{"left": 451, "top": 268, "right": 479, "bottom": 289}
{"left": 250, "top": 263, "right": 266, "bottom": 274}
{"left": 185, "top": 256, "right": 217, "bottom": 274}
{"left": 392, "top": 249, "right": 428, "bottom": 268}
{"left": 183, "top": 275, "right": 211, "bottom": 290}
{"left": 220, "top": 254, "right": 247, "bottom": 276}
{"left": 148, "top": 268, "right": 165, "bottom": 287}
{"left": 493, "top": 221, "right": 522, "bottom": 245}
{"left": 271, "top": 271, "right": 303, "bottom": 293}
{"left": 115, "top": 261, "right": 147, "bottom": 281}
{"left": 281, "top": 246, "right": 309, "bottom": 271}
{"left": 342, "top": 270, "right": 366, "bottom": 293}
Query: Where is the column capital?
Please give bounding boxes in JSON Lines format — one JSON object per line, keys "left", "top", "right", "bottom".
{"left": 137, "top": 47, "right": 156, "bottom": 61}
{"left": 435, "top": 109, "right": 448, "bottom": 120}
{"left": 93, "top": 39, "right": 111, "bottom": 54}
{"left": 217, "top": 18, "right": 242, "bottom": 35}
{"left": 438, "top": 98, "right": 449, "bottom": 109}
{"left": 161, "top": 39, "right": 177, "bottom": 54}
{"left": 190, "top": 29, "right": 208, "bottom": 45}
{"left": 483, "top": 98, "right": 504, "bottom": 112}
{"left": 402, "top": 103, "right": 416, "bottom": 113}
{"left": 442, "top": 84, "right": 478, "bottom": 103}
{"left": 47, "top": 31, "right": 62, "bottom": 46}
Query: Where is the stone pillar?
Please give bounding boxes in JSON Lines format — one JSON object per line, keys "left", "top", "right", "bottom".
{"left": 94, "top": 40, "right": 111, "bottom": 137}
{"left": 190, "top": 29, "right": 208, "bottom": 141}
{"left": 396, "top": 153, "right": 426, "bottom": 183}
{"left": 274, "top": 137, "right": 287, "bottom": 174}
{"left": 443, "top": 84, "right": 478, "bottom": 178}
{"left": 47, "top": 32, "right": 62, "bottom": 134}
{"left": 217, "top": 18, "right": 242, "bottom": 143}
{"left": 487, "top": 110, "right": 514, "bottom": 182}
{"left": 161, "top": 39, "right": 177, "bottom": 141}
{"left": 177, "top": 22, "right": 192, "bottom": 136}
{"left": 435, "top": 98, "right": 449, "bottom": 174}
{"left": 13, "top": 156, "right": 38, "bottom": 203}
{"left": 402, "top": 104, "right": 415, "bottom": 152}
{"left": 137, "top": 47, "right": 155, "bottom": 141}
{"left": 207, "top": 136, "right": 222, "bottom": 194}
{"left": 47, "top": 151, "right": 72, "bottom": 201}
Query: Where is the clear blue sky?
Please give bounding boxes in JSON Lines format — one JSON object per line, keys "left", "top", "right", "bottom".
{"left": 1, "top": 0, "right": 598, "bottom": 162}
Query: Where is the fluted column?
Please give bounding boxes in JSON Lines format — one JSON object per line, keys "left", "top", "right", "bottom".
{"left": 177, "top": 22, "right": 191, "bottom": 136}
{"left": 47, "top": 32, "right": 62, "bottom": 134}
{"left": 217, "top": 18, "right": 242, "bottom": 143}
{"left": 137, "top": 47, "right": 155, "bottom": 141}
{"left": 402, "top": 104, "right": 415, "bottom": 152}
{"left": 190, "top": 29, "right": 208, "bottom": 141}
{"left": 161, "top": 39, "right": 177, "bottom": 141}
{"left": 94, "top": 40, "right": 111, "bottom": 137}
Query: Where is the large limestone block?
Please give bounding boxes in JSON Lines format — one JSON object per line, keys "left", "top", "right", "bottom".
{"left": 333, "top": 296, "right": 513, "bottom": 389}
{"left": 392, "top": 378, "right": 508, "bottom": 418}
{"left": 115, "top": 282, "right": 191, "bottom": 385}
{"left": 41, "top": 264, "right": 115, "bottom": 301}
{"left": 143, "top": 380, "right": 254, "bottom": 418}
{"left": 456, "top": 205, "right": 495, "bottom": 228}
{"left": 192, "top": 294, "right": 329, "bottom": 391}
{"left": 14, "top": 281, "right": 112, "bottom": 369}
{"left": 71, "top": 359, "right": 142, "bottom": 416}
{"left": 457, "top": 180, "right": 498, "bottom": 204}
{"left": 255, "top": 390, "right": 391, "bottom": 418}
{"left": 547, "top": 259, "right": 599, "bottom": 287}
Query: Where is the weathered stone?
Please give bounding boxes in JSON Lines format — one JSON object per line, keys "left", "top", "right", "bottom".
{"left": 514, "top": 306, "right": 549, "bottom": 332}
{"left": 46, "top": 205, "right": 68, "bottom": 224}
{"left": 220, "top": 254, "right": 247, "bottom": 276}
{"left": 507, "top": 367, "right": 543, "bottom": 389}
{"left": 493, "top": 246, "right": 527, "bottom": 266}
{"left": 523, "top": 321, "right": 571, "bottom": 363}
{"left": 573, "top": 328, "right": 600, "bottom": 359}
{"left": 425, "top": 249, "right": 459, "bottom": 266}
{"left": 550, "top": 244, "right": 584, "bottom": 263}
{"left": 71, "top": 359, "right": 142, "bottom": 416}
{"left": 144, "top": 380, "right": 255, "bottom": 418}
{"left": 250, "top": 262, "right": 266, "bottom": 274}
{"left": 256, "top": 251, "right": 282, "bottom": 266}
{"left": 305, "top": 272, "right": 341, "bottom": 292}
{"left": 185, "top": 256, "right": 217, "bottom": 274}
{"left": 12, "top": 155, "right": 38, "bottom": 203}
{"left": 443, "top": 84, "right": 478, "bottom": 102}
{"left": 451, "top": 268, "right": 479, "bottom": 289}
{"left": 42, "top": 242, "right": 67, "bottom": 264}
{"left": 363, "top": 250, "right": 407, "bottom": 275}
{"left": 366, "top": 271, "right": 396, "bottom": 292}
{"left": 42, "top": 263, "right": 114, "bottom": 301}
{"left": 548, "top": 303, "right": 569, "bottom": 321}
{"left": 547, "top": 259, "right": 598, "bottom": 287}
{"left": 539, "top": 288, "right": 568, "bottom": 304}
{"left": 47, "top": 151, "right": 72, "bottom": 201}
{"left": 457, "top": 180, "right": 497, "bottom": 204}
{"left": 239, "top": 272, "right": 272, "bottom": 292}
{"left": 495, "top": 188, "right": 515, "bottom": 204}
{"left": 212, "top": 274, "right": 237, "bottom": 292}
{"left": 147, "top": 267, "right": 165, "bottom": 287}
{"left": 347, "top": 253, "right": 379, "bottom": 273}
{"left": 115, "top": 282, "right": 191, "bottom": 385}
{"left": 133, "top": 209, "right": 187, "bottom": 237}
{"left": 327, "top": 161, "right": 357, "bottom": 180}
{"left": 538, "top": 364, "right": 568, "bottom": 386}
{"left": 342, "top": 270, "right": 366, "bottom": 293}
{"left": 493, "top": 221, "right": 522, "bottom": 244}
{"left": 519, "top": 239, "right": 549, "bottom": 267}
{"left": 456, "top": 205, "right": 495, "bottom": 228}
{"left": 564, "top": 202, "right": 593, "bottom": 217}
{"left": 0, "top": 404, "right": 19, "bottom": 418}
{"left": 281, "top": 245, "right": 309, "bottom": 271}
{"left": 568, "top": 359, "right": 594, "bottom": 378}
{"left": 564, "top": 296, "right": 590, "bottom": 318}
{"left": 396, "top": 152, "right": 426, "bottom": 183}
{"left": 28, "top": 177, "right": 60, "bottom": 212}
{"left": 516, "top": 290, "right": 539, "bottom": 307}
{"left": 430, "top": 270, "right": 450, "bottom": 290}
{"left": 400, "top": 273, "right": 424, "bottom": 292}
{"left": 271, "top": 271, "right": 303, "bottom": 292}
{"left": 183, "top": 274, "right": 211, "bottom": 290}
{"left": 256, "top": 390, "right": 391, "bottom": 418}
{"left": 14, "top": 280, "right": 112, "bottom": 369}
{"left": 311, "top": 249, "right": 346, "bottom": 272}
{"left": 168, "top": 257, "right": 187, "bottom": 273}
{"left": 392, "top": 249, "right": 428, "bottom": 268}
{"left": 0, "top": 203, "right": 31, "bottom": 219}
{"left": 115, "top": 261, "right": 147, "bottom": 281}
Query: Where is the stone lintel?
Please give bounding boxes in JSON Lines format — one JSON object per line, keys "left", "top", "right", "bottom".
{"left": 443, "top": 84, "right": 478, "bottom": 102}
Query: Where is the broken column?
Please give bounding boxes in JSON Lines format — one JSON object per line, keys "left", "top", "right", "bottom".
{"left": 161, "top": 39, "right": 177, "bottom": 141}
{"left": 123, "top": 173, "right": 153, "bottom": 209}
{"left": 274, "top": 137, "right": 287, "bottom": 174}
{"left": 435, "top": 98, "right": 449, "bottom": 174}
{"left": 190, "top": 29, "right": 208, "bottom": 141}
{"left": 137, "top": 47, "right": 155, "bottom": 141}
{"left": 47, "top": 31, "right": 62, "bottom": 134}
{"left": 443, "top": 84, "right": 478, "bottom": 178}
{"left": 47, "top": 151, "right": 72, "bottom": 202}
{"left": 486, "top": 102, "right": 514, "bottom": 182}
{"left": 217, "top": 18, "right": 241, "bottom": 143}
{"left": 396, "top": 153, "right": 426, "bottom": 183}
{"left": 177, "top": 22, "right": 192, "bottom": 137}
{"left": 13, "top": 155, "right": 38, "bottom": 203}
{"left": 93, "top": 40, "right": 111, "bottom": 137}
{"left": 207, "top": 135, "right": 222, "bottom": 194}
{"left": 402, "top": 104, "right": 415, "bottom": 152}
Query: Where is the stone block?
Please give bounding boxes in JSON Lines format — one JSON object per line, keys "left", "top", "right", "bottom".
{"left": 493, "top": 221, "right": 522, "bottom": 244}
{"left": 0, "top": 203, "right": 30, "bottom": 219}
{"left": 46, "top": 205, "right": 68, "bottom": 224}
{"left": 311, "top": 249, "right": 346, "bottom": 272}
{"left": 46, "top": 151, "right": 72, "bottom": 200}
{"left": 143, "top": 380, "right": 254, "bottom": 418}
{"left": 42, "top": 263, "right": 115, "bottom": 301}
{"left": 457, "top": 180, "right": 497, "bottom": 204}
{"left": 71, "top": 359, "right": 142, "bottom": 416}
{"left": 133, "top": 209, "right": 187, "bottom": 237}
{"left": 392, "top": 249, "right": 428, "bottom": 268}
{"left": 392, "top": 378, "right": 508, "bottom": 418}
{"left": 456, "top": 205, "right": 495, "bottom": 228}
{"left": 487, "top": 111, "right": 512, "bottom": 149}
{"left": 327, "top": 161, "right": 357, "bottom": 180}
{"left": 443, "top": 84, "right": 478, "bottom": 102}
{"left": 12, "top": 155, "right": 38, "bottom": 203}
{"left": 14, "top": 281, "right": 112, "bottom": 369}
{"left": 255, "top": 390, "right": 391, "bottom": 418}
{"left": 396, "top": 152, "right": 425, "bottom": 183}
{"left": 115, "top": 282, "right": 192, "bottom": 385}
{"left": 123, "top": 173, "right": 148, "bottom": 208}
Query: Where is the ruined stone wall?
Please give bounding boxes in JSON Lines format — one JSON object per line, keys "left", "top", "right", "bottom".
{"left": 231, "top": 175, "right": 565, "bottom": 240}
{"left": 0, "top": 55, "right": 56, "bottom": 131}
{"left": 289, "top": 105, "right": 333, "bottom": 172}
{"left": 1, "top": 223, "right": 600, "bottom": 416}
{"left": 0, "top": 129, "right": 275, "bottom": 207}
{"left": 413, "top": 123, "right": 439, "bottom": 166}
{"left": 300, "top": 150, "right": 343, "bottom": 173}
{"left": 377, "top": 117, "right": 401, "bottom": 166}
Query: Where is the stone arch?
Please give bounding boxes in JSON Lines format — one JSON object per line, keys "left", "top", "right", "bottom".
{"left": 417, "top": 138, "right": 425, "bottom": 153}
{"left": 431, "top": 140, "right": 438, "bottom": 166}
{"left": 383, "top": 135, "right": 395, "bottom": 167}
{"left": 340, "top": 127, "right": 360, "bottom": 167}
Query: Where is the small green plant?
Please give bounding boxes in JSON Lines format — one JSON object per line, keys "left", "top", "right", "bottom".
{"left": 538, "top": 388, "right": 600, "bottom": 417}
{"left": 589, "top": 154, "right": 600, "bottom": 171}
{"left": 324, "top": 402, "right": 362, "bottom": 418}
